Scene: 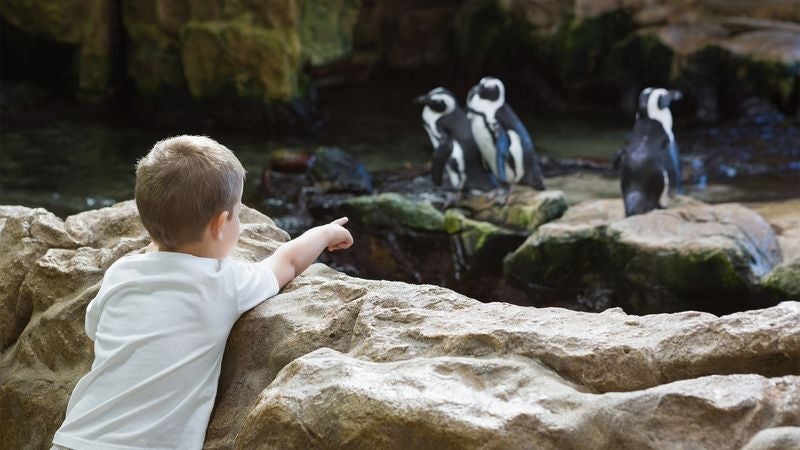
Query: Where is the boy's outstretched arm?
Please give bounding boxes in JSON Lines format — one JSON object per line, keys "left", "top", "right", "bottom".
{"left": 264, "top": 217, "right": 353, "bottom": 288}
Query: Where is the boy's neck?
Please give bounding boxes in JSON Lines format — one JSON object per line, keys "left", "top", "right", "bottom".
{"left": 149, "top": 241, "right": 224, "bottom": 259}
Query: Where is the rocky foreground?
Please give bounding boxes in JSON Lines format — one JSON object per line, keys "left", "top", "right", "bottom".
{"left": 1, "top": 201, "right": 799, "bottom": 449}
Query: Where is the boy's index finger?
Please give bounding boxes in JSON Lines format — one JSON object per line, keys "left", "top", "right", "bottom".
{"left": 331, "top": 217, "right": 349, "bottom": 226}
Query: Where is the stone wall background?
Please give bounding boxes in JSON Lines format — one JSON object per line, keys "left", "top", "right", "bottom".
{"left": 2, "top": 0, "right": 798, "bottom": 121}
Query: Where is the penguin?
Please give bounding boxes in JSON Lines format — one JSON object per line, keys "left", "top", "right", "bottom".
{"left": 415, "top": 87, "right": 497, "bottom": 193}
{"left": 617, "top": 87, "right": 683, "bottom": 216}
{"left": 466, "top": 76, "right": 546, "bottom": 194}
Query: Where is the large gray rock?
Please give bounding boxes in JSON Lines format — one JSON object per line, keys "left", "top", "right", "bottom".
{"left": 210, "top": 263, "right": 800, "bottom": 448}
{"left": 2, "top": 201, "right": 798, "bottom": 450}
{"left": 743, "top": 427, "right": 800, "bottom": 450}
{"left": 504, "top": 199, "right": 783, "bottom": 314}
{"left": 235, "top": 349, "right": 799, "bottom": 450}
{"left": 0, "top": 206, "right": 78, "bottom": 350}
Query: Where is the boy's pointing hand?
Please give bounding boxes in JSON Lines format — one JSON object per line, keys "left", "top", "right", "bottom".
{"left": 326, "top": 217, "right": 354, "bottom": 252}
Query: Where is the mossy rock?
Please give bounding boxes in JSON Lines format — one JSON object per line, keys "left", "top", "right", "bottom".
{"left": 457, "top": 188, "right": 568, "bottom": 232}
{"left": 299, "top": 0, "right": 361, "bottom": 67}
{"left": 309, "top": 147, "right": 372, "bottom": 194}
{"left": 180, "top": 18, "right": 302, "bottom": 102}
{"left": 445, "top": 209, "right": 525, "bottom": 275}
{"left": 122, "top": 0, "right": 186, "bottom": 95}
{"left": 762, "top": 260, "right": 800, "bottom": 301}
{"left": 605, "top": 32, "right": 674, "bottom": 94}
{"left": 1, "top": 0, "right": 113, "bottom": 96}
{"left": 343, "top": 193, "right": 445, "bottom": 233}
{"left": 504, "top": 199, "right": 619, "bottom": 290}
{"left": 504, "top": 199, "right": 784, "bottom": 314}
{"left": 556, "top": 9, "right": 635, "bottom": 87}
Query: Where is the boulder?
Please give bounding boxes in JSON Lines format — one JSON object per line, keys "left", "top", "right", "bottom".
{"left": 444, "top": 208, "right": 525, "bottom": 276}
{"left": 343, "top": 193, "right": 443, "bottom": 232}
{"left": 1, "top": 202, "right": 799, "bottom": 450}
{"left": 763, "top": 261, "right": 800, "bottom": 301}
{"left": 757, "top": 198, "right": 800, "bottom": 301}
{"left": 0, "top": 0, "right": 115, "bottom": 95}
{"left": 181, "top": 20, "right": 301, "bottom": 102}
{"left": 236, "top": 350, "right": 799, "bottom": 450}
{"left": 120, "top": 0, "right": 188, "bottom": 95}
{"left": 214, "top": 263, "right": 800, "bottom": 448}
{"left": 121, "top": 0, "right": 359, "bottom": 100}
{"left": 298, "top": 0, "right": 361, "bottom": 68}
{"left": 0, "top": 206, "right": 78, "bottom": 350}
{"left": 456, "top": 188, "right": 568, "bottom": 232}
{"left": 317, "top": 189, "right": 564, "bottom": 298}
{"left": 63, "top": 200, "right": 146, "bottom": 248}
{"left": 504, "top": 199, "right": 784, "bottom": 314}
{"left": 310, "top": 147, "right": 373, "bottom": 194}
{"left": 743, "top": 427, "right": 800, "bottom": 450}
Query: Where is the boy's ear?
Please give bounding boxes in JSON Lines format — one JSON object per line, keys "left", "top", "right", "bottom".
{"left": 210, "top": 210, "right": 230, "bottom": 240}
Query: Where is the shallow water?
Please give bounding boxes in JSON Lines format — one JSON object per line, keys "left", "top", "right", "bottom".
{"left": 1, "top": 82, "right": 798, "bottom": 217}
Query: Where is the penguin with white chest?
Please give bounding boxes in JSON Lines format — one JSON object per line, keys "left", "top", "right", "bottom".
{"left": 466, "top": 77, "right": 546, "bottom": 196}
{"left": 416, "top": 87, "right": 497, "bottom": 193}
{"left": 617, "top": 87, "right": 683, "bottom": 216}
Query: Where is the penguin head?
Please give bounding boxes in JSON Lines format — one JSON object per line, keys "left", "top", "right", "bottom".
{"left": 636, "top": 88, "right": 682, "bottom": 132}
{"left": 415, "top": 87, "right": 458, "bottom": 117}
{"left": 467, "top": 76, "right": 506, "bottom": 115}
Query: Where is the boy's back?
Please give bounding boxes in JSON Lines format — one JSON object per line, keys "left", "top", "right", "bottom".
{"left": 54, "top": 251, "right": 278, "bottom": 449}
{"left": 53, "top": 135, "right": 352, "bottom": 449}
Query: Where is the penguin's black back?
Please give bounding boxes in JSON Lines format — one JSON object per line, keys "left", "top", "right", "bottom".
{"left": 437, "top": 107, "right": 497, "bottom": 191}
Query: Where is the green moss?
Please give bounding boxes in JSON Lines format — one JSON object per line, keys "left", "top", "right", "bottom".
{"left": 606, "top": 234, "right": 753, "bottom": 313}
{"left": 451, "top": 0, "right": 540, "bottom": 74}
{"left": 556, "top": 10, "right": 635, "bottom": 87}
{"left": 503, "top": 228, "right": 609, "bottom": 290}
{"left": 180, "top": 19, "right": 301, "bottom": 102}
{"left": 123, "top": 23, "right": 184, "bottom": 94}
{"left": 463, "top": 190, "right": 567, "bottom": 232}
{"left": 506, "top": 192, "right": 568, "bottom": 231}
{"left": 299, "top": 0, "right": 360, "bottom": 67}
{"left": 762, "top": 261, "right": 800, "bottom": 301}
{"left": 444, "top": 209, "right": 517, "bottom": 255}
{"left": 446, "top": 208, "right": 526, "bottom": 276}
{"left": 344, "top": 193, "right": 445, "bottom": 232}
{"left": 605, "top": 32, "right": 674, "bottom": 88}
{"left": 675, "top": 45, "right": 800, "bottom": 115}
{"left": 452, "top": 0, "right": 507, "bottom": 68}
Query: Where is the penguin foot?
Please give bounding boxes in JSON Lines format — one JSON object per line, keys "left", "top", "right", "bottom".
{"left": 441, "top": 191, "right": 461, "bottom": 210}
{"left": 485, "top": 187, "right": 511, "bottom": 206}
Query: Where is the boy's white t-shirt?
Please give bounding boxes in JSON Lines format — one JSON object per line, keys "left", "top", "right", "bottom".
{"left": 53, "top": 251, "right": 279, "bottom": 450}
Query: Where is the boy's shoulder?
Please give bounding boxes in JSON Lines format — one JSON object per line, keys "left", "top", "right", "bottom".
{"left": 104, "top": 251, "right": 219, "bottom": 278}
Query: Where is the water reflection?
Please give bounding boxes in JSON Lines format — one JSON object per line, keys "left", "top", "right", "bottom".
{"left": 1, "top": 83, "right": 798, "bottom": 217}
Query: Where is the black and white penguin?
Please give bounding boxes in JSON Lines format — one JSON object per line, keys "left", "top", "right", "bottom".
{"left": 466, "top": 76, "right": 545, "bottom": 192}
{"left": 617, "top": 87, "right": 683, "bottom": 216}
{"left": 415, "top": 87, "right": 497, "bottom": 192}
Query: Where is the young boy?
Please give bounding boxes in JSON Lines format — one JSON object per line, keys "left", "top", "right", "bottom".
{"left": 52, "top": 135, "right": 353, "bottom": 450}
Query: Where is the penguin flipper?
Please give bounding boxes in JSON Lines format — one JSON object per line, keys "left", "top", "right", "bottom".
{"left": 667, "top": 140, "right": 682, "bottom": 195}
{"left": 494, "top": 126, "right": 511, "bottom": 182}
{"left": 497, "top": 104, "right": 541, "bottom": 187}
{"left": 431, "top": 137, "right": 454, "bottom": 187}
{"left": 496, "top": 104, "right": 533, "bottom": 153}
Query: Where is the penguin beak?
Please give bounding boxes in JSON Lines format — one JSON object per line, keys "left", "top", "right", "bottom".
{"left": 414, "top": 95, "right": 427, "bottom": 105}
{"left": 658, "top": 90, "right": 683, "bottom": 109}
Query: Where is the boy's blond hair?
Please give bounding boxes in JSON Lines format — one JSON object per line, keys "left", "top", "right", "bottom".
{"left": 135, "top": 135, "right": 245, "bottom": 250}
